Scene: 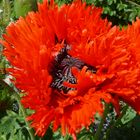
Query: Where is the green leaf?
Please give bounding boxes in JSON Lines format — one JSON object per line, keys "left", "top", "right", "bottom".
{"left": 121, "top": 107, "right": 136, "bottom": 125}
{"left": 117, "top": 3, "right": 127, "bottom": 11}
{"left": 0, "top": 111, "right": 20, "bottom": 135}
{"left": 0, "top": 110, "right": 30, "bottom": 140}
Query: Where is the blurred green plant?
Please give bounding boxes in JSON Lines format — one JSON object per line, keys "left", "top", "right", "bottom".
{"left": 0, "top": 87, "right": 13, "bottom": 118}
{"left": 108, "top": 115, "right": 140, "bottom": 140}
{"left": 14, "top": 0, "right": 37, "bottom": 18}
{"left": 0, "top": 0, "right": 140, "bottom": 140}
{"left": 0, "top": 0, "right": 11, "bottom": 26}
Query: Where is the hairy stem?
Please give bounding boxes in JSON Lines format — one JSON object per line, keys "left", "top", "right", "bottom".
{"left": 127, "top": 0, "right": 140, "bottom": 7}
{"left": 94, "top": 103, "right": 110, "bottom": 140}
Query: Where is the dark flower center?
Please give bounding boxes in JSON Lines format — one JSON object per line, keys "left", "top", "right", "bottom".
{"left": 51, "top": 43, "right": 97, "bottom": 93}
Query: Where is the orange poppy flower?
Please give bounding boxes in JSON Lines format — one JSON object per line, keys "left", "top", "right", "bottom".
{"left": 1, "top": 0, "right": 140, "bottom": 139}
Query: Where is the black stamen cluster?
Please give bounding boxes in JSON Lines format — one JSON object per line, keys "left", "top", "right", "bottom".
{"left": 51, "top": 44, "right": 97, "bottom": 93}
{"left": 51, "top": 44, "right": 84, "bottom": 93}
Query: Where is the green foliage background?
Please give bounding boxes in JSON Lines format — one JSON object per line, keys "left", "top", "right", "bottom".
{"left": 85, "top": 0, "right": 140, "bottom": 26}
{"left": 0, "top": 0, "right": 140, "bottom": 140}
